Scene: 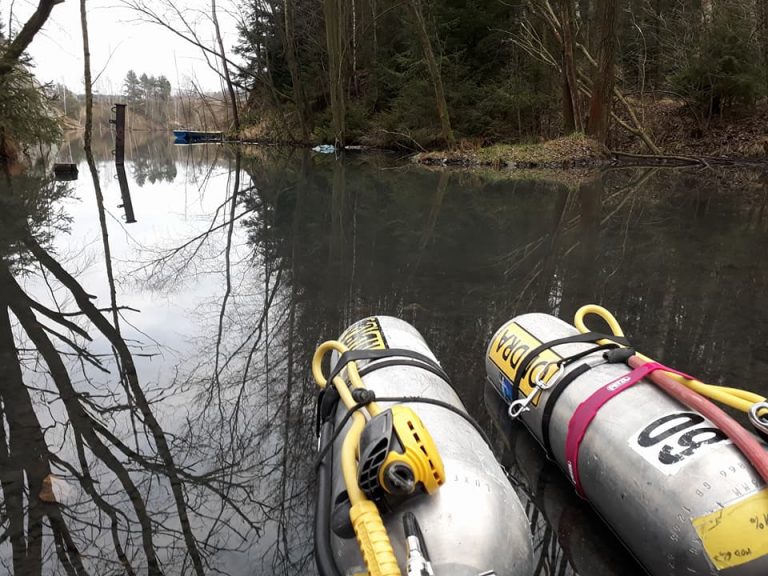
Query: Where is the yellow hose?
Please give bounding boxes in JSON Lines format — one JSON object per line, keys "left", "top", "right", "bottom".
{"left": 312, "top": 340, "right": 399, "bottom": 576}
{"left": 574, "top": 305, "right": 766, "bottom": 413}
{"left": 312, "top": 340, "right": 382, "bottom": 416}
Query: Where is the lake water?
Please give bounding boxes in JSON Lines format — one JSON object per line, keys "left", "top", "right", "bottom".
{"left": 1, "top": 132, "right": 767, "bottom": 575}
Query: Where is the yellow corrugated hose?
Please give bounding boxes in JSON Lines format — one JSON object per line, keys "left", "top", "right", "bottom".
{"left": 312, "top": 340, "right": 401, "bottom": 576}
{"left": 574, "top": 305, "right": 766, "bottom": 413}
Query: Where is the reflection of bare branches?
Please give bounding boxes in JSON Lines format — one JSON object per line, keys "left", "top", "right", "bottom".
{"left": 130, "top": 183, "right": 260, "bottom": 289}
{"left": 23, "top": 235, "right": 209, "bottom": 575}
{"left": 0, "top": 213, "right": 273, "bottom": 574}
{"left": 213, "top": 153, "right": 242, "bottom": 397}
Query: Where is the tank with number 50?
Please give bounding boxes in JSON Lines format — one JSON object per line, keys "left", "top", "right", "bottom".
{"left": 485, "top": 312, "right": 768, "bottom": 576}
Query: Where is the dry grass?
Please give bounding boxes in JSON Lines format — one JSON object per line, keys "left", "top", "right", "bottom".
{"left": 414, "top": 133, "right": 607, "bottom": 168}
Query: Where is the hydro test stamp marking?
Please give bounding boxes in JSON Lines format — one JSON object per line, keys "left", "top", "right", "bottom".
{"left": 488, "top": 322, "right": 562, "bottom": 407}
{"left": 629, "top": 411, "right": 730, "bottom": 476}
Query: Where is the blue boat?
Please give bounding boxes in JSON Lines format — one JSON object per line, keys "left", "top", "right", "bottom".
{"left": 173, "top": 130, "right": 223, "bottom": 144}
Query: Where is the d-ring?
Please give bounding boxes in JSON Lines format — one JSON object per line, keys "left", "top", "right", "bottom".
{"left": 748, "top": 401, "right": 768, "bottom": 436}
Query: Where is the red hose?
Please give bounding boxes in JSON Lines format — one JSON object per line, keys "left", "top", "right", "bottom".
{"left": 628, "top": 355, "right": 768, "bottom": 485}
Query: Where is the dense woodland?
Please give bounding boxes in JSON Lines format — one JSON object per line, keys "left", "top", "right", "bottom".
{"left": 1, "top": 0, "right": 768, "bottom": 160}
{"left": 233, "top": 0, "right": 768, "bottom": 152}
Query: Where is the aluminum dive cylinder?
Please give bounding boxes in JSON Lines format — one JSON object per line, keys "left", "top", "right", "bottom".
{"left": 485, "top": 313, "right": 768, "bottom": 576}
{"left": 483, "top": 383, "right": 646, "bottom": 576}
{"left": 319, "top": 316, "right": 534, "bottom": 576}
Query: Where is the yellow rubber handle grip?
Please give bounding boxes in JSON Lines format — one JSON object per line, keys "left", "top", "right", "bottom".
{"left": 350, "top": 501, "right": 401, "bottom": 576}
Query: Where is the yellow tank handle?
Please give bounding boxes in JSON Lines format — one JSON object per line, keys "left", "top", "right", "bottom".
{"left": 312, "top": 340, "right": 400, "bottom": 576}
{"left": 574, "top": 305, "right": 767, "bottom": 414}
{"left": 312, "top": 340, "right": 382, "bottom": 416}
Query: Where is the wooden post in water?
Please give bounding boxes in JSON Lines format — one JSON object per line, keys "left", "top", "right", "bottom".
{"left": 110, "top": 103, "right": 136, "bottom": 223}
{"left": 116, "top": 164, "right": 136, "bottom": 224}
{"left": 111, "top": 103, "right": 126, "bottom": 165}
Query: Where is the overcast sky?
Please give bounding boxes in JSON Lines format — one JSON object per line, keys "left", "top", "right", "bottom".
{"left": 1, "top": 0, "right": 242, "bottom": 94}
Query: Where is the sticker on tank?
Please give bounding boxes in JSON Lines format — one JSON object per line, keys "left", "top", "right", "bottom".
{"left": 488, "top": 322, "right": 562, "bottom": 407}
{"left": 628, "top": 411, "right": 731, "bottom": 476}
{"left": 339, "top": 317, "right": 389, "bottom": 351}
{"left": 692, "top": 487, "right": 768, "bottom": 570}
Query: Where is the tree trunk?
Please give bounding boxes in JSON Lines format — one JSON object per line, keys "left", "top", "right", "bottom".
{"left": 559, "top": 0, "right": 582, "bottom": 132}
{"left": 409, "top": 0, "right": 455, "bottom": 148}
{"left": 586, "top": 0, "right": 617, "bottom": 144}
{"left": 323, "top": 0, "right": 347, "bottom": 147}
{"left": 758, "top": 0, "right": 768, "bottom": 88}
{"left": 283, "top": 0, "right": 312, "bottom": 141}
{"left": 212, "top": 0, "right": 240, "bottom": 131}
{"left": 370, "top": 0, "right": 379, "bottom": 109}
{"left": 0, "top": 0, "right": 64, "bottom": 78}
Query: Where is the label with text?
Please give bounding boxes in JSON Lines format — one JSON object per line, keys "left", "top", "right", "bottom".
{"left": 339, "top": 317, "right": 388, "bottom": 351}
{"left": 488, "top": 322, "right": 561, "bottom": 406}
{"left": 692, "top": 488, "right": 768, "bottom": 570}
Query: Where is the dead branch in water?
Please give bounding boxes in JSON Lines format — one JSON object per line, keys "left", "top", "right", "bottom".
{"left": 610, "top": 150, "right": 768, "bottom": 167}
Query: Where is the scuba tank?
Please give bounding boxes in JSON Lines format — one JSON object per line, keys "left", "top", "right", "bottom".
{"left": 483, "top": 383, "right": 646, "bottom": 576}
{"left": 485, "top": 311, "right": 768, "bottom": 576}
{"left": 314, "top": 316, "right": 534, "bottom": 576}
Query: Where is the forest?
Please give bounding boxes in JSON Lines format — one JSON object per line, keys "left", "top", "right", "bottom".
{"left": 231, "top": 0, "right": 768, "bottom": 155}
{"left": 1, "top": 1, "right": 768, "bottom": 162}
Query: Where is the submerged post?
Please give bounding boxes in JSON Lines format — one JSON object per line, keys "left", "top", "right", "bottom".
{"left": 111, "top": 103, "right": 126, "bottom": 164}
{"left": 110, "top": 103, "right": 135, "bottom": 223}
{"left": 115, "top": 164, "right": 136, "bottom": 224}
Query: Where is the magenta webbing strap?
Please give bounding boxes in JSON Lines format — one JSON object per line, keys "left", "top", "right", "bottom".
{"left": 564, "top": 361, "right": 694, "bottom": 498}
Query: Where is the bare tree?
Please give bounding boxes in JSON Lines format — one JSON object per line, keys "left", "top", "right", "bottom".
{"left": 759, "top": 0, "right": 768, "bottom": 87}
{"left": 409, "top": 0, "right": 455, "bottom": 147}
{"left": 0, "top": 0, "right": 64, "bottom": 78}
{"left": 323, "top": 0, "right": 347, "bottom": 146}
{"left": 211, "top": 0, "right": 240, "bottom": 131}
{"left": 122, "top": 1, "right": 245, "bottom": 132}
{"left": 559, "top": 0, "right": 582, "bottom": 132}
{"left": 513, "top": 0, "right": 660, "bottom": 153}
{"left": 283, "top": 0, "right": 312, "bottom": 141}
{"left": 586, "top": 0, "right": 618, "bottom": 144}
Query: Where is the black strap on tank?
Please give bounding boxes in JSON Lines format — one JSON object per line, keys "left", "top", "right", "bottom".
{"left": 315, "top": 348, "right": 451, "bottom": 436}
{"left": 540, "top": 363, "right": 593, "bottom": 459}
{"left": 510, "top": 331, "right": 629, "bottom": 404}
{"left": 540, "top": 346, "right": 635, "bottom": 459}
{"left": 327, "top": 348, "right": 451, "bottom": 387}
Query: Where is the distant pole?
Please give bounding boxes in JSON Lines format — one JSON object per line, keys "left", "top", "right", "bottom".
{"left": 111, "top": 103, "right": 126, "bottom": 164}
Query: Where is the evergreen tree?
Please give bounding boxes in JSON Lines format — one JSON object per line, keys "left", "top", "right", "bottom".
{"left": 123, "top": 69, "right": 142, "bottom": 104}
{"left": 230, "top": 0, "right": 767, "bottom": 147}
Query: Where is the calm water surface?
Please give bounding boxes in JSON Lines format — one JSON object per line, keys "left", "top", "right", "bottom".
{"left": 1, "top": 133, "right": 768, "bottom": 575}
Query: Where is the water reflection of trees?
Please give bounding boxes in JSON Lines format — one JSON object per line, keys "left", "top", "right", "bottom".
{"left": 4, "top": 146, "right": 768, "bottom": 576}
{"left": 127, "top": 149, "right": 318, "bottom": 573}
{"left": 238, "top": 153, "right": 768, "bottom": 575}
{"left": 64, "top": 130, "right": 234, "bottom": 187}
{"left": 0, "top": 166, "right": 271, "bottom": 574}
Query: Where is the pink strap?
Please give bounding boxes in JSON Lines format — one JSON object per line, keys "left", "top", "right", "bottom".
{"left": 564, "top": 361, "right": 693, "bottom": 498}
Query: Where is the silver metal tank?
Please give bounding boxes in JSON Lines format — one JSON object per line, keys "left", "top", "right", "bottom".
{"left": 483, "top": 382, "right": 646, "bottom": 576}
{"left": 326, "top": 316, "right": 534, "bottom": 576}
{"left": 485, "top": 313, "right": 768, "bottom": 576}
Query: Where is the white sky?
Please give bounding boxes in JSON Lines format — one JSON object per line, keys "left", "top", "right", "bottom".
{"left": 1, "top": 0, "right": 243, "bottom": 94}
